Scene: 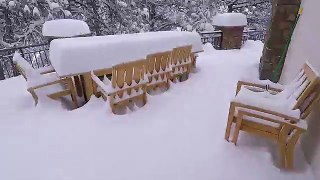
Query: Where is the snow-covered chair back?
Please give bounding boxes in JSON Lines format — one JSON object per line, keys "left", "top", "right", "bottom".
{"left": 171, "top": 45, "right": 193, "bottom": 78}
{"left": 291, "top": 63, "right": 320, "bottom": 119}
{"left": 13, "top": 52, "right": 41, "bottom": 80}
{"left": 146, "top": 51, "right": 172, "bottom": 90}
{"left": 91, "top": 59, "right": 148, "bottom": 114}
{"left": 279, "top": 62, "right": 320, "bottom": 119}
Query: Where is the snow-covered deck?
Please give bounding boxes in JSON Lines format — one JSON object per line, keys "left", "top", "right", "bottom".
{"left": 0, "top": 41, "right": 314, "bottom": 180}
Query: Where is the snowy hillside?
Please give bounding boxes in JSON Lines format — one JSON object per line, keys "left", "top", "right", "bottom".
{"left": 0, "top": 41, "right": 314, "bottom": 180}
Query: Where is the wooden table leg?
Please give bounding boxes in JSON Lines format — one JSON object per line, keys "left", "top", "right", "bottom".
{"left": 74, "top": 75, "right": 83, "bottom": 97}
{"left": 82, "top": 73, "right": 94, "bottom": 102}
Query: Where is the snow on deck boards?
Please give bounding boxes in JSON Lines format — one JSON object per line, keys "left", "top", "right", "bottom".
{"left": 50, "top": 31, "right": 203, "bottom": 77}
{"left": 0, "top": 41, "right": 314, "bottom": 180}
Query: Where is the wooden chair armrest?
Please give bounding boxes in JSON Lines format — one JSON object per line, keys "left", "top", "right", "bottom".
{"left": 232, "top": 102, "right": 301, "bottom": 126}
{"left": 236, "top": 80, "right": 283, "bottom": 94}
{"left": 237, "top": 109, "right": 306, "bottom": 131}
{"left": 39, "top": 69, "right": 56, "bottom": 75}
{"left": 30, "top": 78, "right": 70, "bottom": 90}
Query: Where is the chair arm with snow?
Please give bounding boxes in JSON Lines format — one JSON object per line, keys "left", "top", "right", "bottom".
{"left": 231, "top": 102, "right": 303, "bottom": 126}
{"left": 27, "top": 77, "right": 74, "bottom": 105}
{"left": 235, "top": 106, "right": 307, "bottom": 132}
{"left": 236, "top": 80, "right": 283, "bottom": 95}
{"left": 90, "top": 71, "right": 110, "bottom": 100}
{"left": 37, "top": 65, "right": 56, "bottom": 75}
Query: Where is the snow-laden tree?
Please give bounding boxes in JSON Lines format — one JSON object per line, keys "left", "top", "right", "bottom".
{"left": 0, "top": 0, "right": 272, "bottom": 48}
{"left": 0, "top": 0, "right": 71, "bottom": 48}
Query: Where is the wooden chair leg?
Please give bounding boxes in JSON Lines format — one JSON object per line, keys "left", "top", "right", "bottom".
{"left": 232, "top": 112, "right": 243, "bottom": 145}
{"left": 225, "top": 102, "right": 235, "bottom": 141}
{"left": 286, "top": 146, "right": 294, "bottom": 169}
{"left": 278, "top": 125, "right": 291, "bottom": 168}
{"left": 66, "top": 78, "right": 78, "bottom": 108}
{"left": 278, "top": 143, "right": 286, "bottom": 168}
{"left": 70, "top": 93, "right": 78, "bottom": 108}
{"left": 142, "top": 92, "right": 147, "bottom": 105}
{"left": 27, "top": 88, "right": 38, "bottom": 106}
{"left": 285, "top": 129, "right": 302, "bottom": 169}
{"left": 74, "top": 75, "right": 83, "bottom": 97}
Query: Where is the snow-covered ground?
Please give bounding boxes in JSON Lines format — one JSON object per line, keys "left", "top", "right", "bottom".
{"left": 0, "top": 41, "right": 314, "bottom": 180}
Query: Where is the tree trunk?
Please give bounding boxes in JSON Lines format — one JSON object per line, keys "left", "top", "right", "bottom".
{"left": 227, "top": 4, "right": 234, "bottom": 12}
{"left": 3, "top": 8, "right": 14, "bottom": 44}
{"left": 0, "top": 63, "right": 5, "bottom": 80}
{"left": 149, "top": 3, "right": 156, "bottom": 31}
{"left": 89, "top": 0, "right": 102, "bottom": 35}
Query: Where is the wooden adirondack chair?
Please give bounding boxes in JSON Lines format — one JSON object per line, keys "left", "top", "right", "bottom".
{"left": 146, "top": 51, "right": 172, "bottom": 91}
{"left": 171, "top": 45, "right": 193, "bottom": 82}
{"left": 225, "top": 62, "right": 320, "bottom": 169}
{"left": 91, "top": 59, "right": 148, "bottom": 114}
{"left": 13, "top": 52, "right": 78, "bottom": 108}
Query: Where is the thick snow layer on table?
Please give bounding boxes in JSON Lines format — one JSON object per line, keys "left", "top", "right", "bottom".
{"left": 0, "top": 41, "right": 315, "bottom": 180}
{"left": 50, "top": 31, "right": 203, "bottom": 76}
{"left": 42, "top": 19, "right": 91, "bottom": 38}
{"left": 212, "top": 13, "right": 247, "bottom": 27}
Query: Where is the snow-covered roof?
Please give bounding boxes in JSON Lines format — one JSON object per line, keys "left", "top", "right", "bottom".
{"left": 42, "top": 19, "right": 91, "bottom": 38}
{"left": 49, "top": 31, "right": 203, "bottom": 76}
{"left": 212, "top": 13, "right": 247, "bottom": 27}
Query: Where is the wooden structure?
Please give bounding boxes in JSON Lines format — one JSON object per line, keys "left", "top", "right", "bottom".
{"left": 216, "top": 26, "right": 245, "bottom": 49}
{"left": 13, "top": 52, "right": 78, "bottom": 107}
{"left": 225, "top": 62, "right": 320, "bottom": 169}
{"left": 171, "top": 45, "right": 193, "bottom": 82}
{"left": 91, "top": 60, "right": 147, "bottom": 114}
{"left": 146, "top": 51, "right": 172, "bottom": 91}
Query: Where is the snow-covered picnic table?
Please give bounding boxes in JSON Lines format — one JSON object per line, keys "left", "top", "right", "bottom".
{"left": 49, "top": 31, "right": 203, "bottom": 77}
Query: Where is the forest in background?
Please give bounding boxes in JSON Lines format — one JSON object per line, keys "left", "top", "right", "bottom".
{"left": 0, "top": 0, "right": 272, "bottom": 48}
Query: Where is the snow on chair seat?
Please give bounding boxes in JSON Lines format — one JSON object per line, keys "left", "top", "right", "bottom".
{"left": 91, "top": 59, "right": 148, "bottom": 114}
{"left": 146, "top": 51, "right": 172, "bottom": 92}
{"left": 13, "top": 52, "right": 78, "bottom": 108}
{"left": 225, "top": 61, "right": 320, "bottom": 169}
{"left": 171, "top": 45, "right": 193, "bottom": 82}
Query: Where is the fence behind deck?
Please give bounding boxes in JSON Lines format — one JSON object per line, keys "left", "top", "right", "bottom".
{"left": 199, "top": 29, "right": 266, "bottom": 48}
{"left": 0, "top": 43, "right": 50, "bottom": 80}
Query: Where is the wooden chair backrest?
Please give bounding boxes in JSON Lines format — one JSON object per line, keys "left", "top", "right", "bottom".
{"left": 14, "top": 63, "right": 28, "bottom": 80}
{"left": 13, "top": 52, "right": 39, "bottom": 80}
{"left": 291, "top": 62, "right": 320, "bottom": 119}
{"left": 171, "top": 45, "right": 192, "bottom": 66}
{"left": 146, "top": 51, "right": 171, "bottom": 76}
{"left": 111, "top": 59, "right": 146, "bottom": 89}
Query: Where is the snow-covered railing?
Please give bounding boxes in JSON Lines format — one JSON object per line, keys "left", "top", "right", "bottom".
{"left": 199, "top": 29, "right": 266, "bottom": 49}
{"left": 243, "top": 29, "right": 266, "bottom": 42}
{"left": 0, "top": 43, "right": 50, "bottom": 80}
{"left": 199, "top": 30, "right": 222, "bottom": 49}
